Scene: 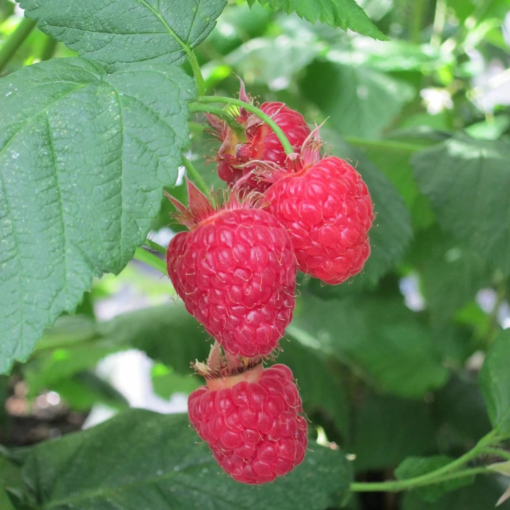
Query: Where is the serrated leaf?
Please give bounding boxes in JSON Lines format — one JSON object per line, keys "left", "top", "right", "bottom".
{"left": 19, "top": 0, "right": 227, "bottom": 68}
{"left": 254, "top": 0, "right": 386, "bottom": 39}
{"left": 289, "top": 294, "right": 448, "bottom": 398}
{"left": 396, "top": 455, "right": 475, "bottom": 503}
{"left": 22, "top": 410, "right": 352, "bottom": 509}
{"left": 301, "top": 60, "right": 415, "bottom": 138}
{"left": 0, "top": 59, "right": 195, "bottom": 374}
{"left": 319, "top": 131, "right": 413, "bottom": 289}
{"left": 479, "top": 330, "right": 510, "bottom": 434}
{"left": 413, "top": 135, "right": 510, "bottom": 274}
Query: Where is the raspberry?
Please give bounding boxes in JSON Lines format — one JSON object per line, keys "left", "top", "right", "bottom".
{"left": 188, "top": 363, "right": 308, "bottom": 484}
{"left": 166, "top": 181, "right": 297, "bottom": 357}
{"left": 208, "top": 86, "right": 310, "bottom": 191}
{"left": 265, "top": 156, "right": 374, "bottom": 285}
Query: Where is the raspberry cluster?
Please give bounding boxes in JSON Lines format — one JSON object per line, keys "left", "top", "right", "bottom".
{"left": 165, "top": 84, "right": 374, "bottom": 485}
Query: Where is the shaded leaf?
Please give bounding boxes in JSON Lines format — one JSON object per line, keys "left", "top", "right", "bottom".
{"left": 413, "top": 135, "right": 510, "bottom": 274}
{"left": 396, "top": 456, "right": 474, "bottom": 502}
{"left": 0, "top": 59, "right": 195, "bottom": 374}
{"left": 250, "top": 0, "right": 386, "bottom": 39}
{"left": 19, "top": 0, "right": 227, "bottom": 68}
{"left": 479, "top": 330, "right": 510, "bottom": 434}
{"left": 22, "top": 410, "right": 352, "bottom": 509}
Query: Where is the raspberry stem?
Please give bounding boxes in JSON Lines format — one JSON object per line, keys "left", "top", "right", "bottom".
{"left": 133, "top": 247, "right": 166, "bottom": 275}
{"left": 197, "top": 96, "right": 295, "bottom": 156}
{"left": 188, "top": 103, "right": 247, "bottom": 141}
{"left": 181, "top": 155, "right": 213, "bottom": 202}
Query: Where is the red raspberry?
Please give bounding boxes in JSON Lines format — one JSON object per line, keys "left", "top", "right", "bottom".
{"left": 188, "top": 364, "right": 308, "bottom": 484}
{"left": 265, "top": 156, "right": 374, "bottom": 285}
{"left": 208, "top": 86, "right": 310, "bottom": 192}
{"left": 166, "top": 181, "right": 297, "bottom": 357}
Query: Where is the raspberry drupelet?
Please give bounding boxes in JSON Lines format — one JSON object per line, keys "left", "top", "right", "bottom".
{"left": 166, "top": 181, "right": 297, "bottom": 357}
{"left": 188, "top": 362, "right": 308, "bottom": 484}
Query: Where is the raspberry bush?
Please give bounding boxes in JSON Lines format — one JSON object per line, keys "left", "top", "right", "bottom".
{"left": 1, "top": 1, "right": 510, "bottom": 509}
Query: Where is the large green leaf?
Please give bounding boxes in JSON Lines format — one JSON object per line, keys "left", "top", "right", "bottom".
{"left": 289, "top": 294, "right": 448, "bottom": 398}
{"left": 395, "top": 456, "right": 474, "bottom": 503}
{"left": 413, "top": 135, "right": 510, "bottom": 274}
{"left": 350, "top": 394, "right": 438, "bottom": 471}
{"left": 0, "top": 59, "right": 195, "bottom": 374}
{"left": 19, "top": 0, "right": 227, "bottom": 68}
{"left": 479, "top": 330, "right": 510, "bottom": 434}
{"left": 22, "top": 410, "right": 352, "bottom": 509}
{"left": 301, "top": 60, "right": 414, "bottom": 138}
{"left": 249, "top": 0, "right": 386, "bottom": 39}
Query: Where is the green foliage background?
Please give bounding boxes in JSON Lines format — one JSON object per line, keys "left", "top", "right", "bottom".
{"left": 1, "top": 0, "right": 510, "bottom": 508}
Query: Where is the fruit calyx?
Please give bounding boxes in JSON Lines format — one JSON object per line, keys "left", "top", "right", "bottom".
{"left": 165, "top": 179, "right": 260, "bottom": 230}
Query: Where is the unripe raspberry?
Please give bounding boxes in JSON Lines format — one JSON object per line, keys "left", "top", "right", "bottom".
{"left": 188, "top": 364, "right": 308, "bottom": 484}
{"left": 265, "top": 156, "right": 374, "bottom": 285}
{"left": 207, "top": 85, "right": 310, "bottom": 192}
{"left": 166, "top": 181, "right": 297, "bottom": 357}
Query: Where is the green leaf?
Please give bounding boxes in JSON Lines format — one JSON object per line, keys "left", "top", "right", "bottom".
{"left": 19, "top": 0, "right": 227, "bottom": 68}
{"left": 320, "top": 131, "right": 413, "bottom": 288}
{"left": 479, "top": 330, "right": 510, "bottom": 433}
{"left": 0, "top": 488, "right": 15, "bottom": 510}
{"left": 252, "top": 0, "right": 386, "bottom": 39}
{"left": 413, "top": 135, "right": 510, "bottom": 274}
{"left": 289, "top": 294, "right": 448, "bottom": 398}
{"left": 396, "top": 456, "right": 475, "bottom": 503}
{"left": 351, "top": 394, "right": 438, "bottom": 471}
{"left": 402, "top": 476, "right": 510, "bottom": 509}
{"left": 277, "top": 337, "right": 350, "bottom": 438}
{"left": 22, "top": 410, "right": 352, "bottom": 509}
{"left": 0, "top": 58, "right": 195, "bottom": 374}
{"left": 151, "top": 364, "right": 201, "bottom": 399}
{"left": 301, "top": 60, "right": 415, "bottom": 138}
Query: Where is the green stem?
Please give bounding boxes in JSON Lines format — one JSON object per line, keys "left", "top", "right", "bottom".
{"left": 0, "top": 18, "right": 36, "bottom": 73}
{"left": 188, "top": 51, "right": 205, "bottom": 96}
{"left": 483, "top": 447, "right": 510, "bottom": 462}
{"left": 351, "top": 429, "right": 498, "bottom": 493}
{"left": 189, "top": 103, "right": 246, "bottom": 141}
{"left": 144, "top": 238, "right": 167, "bottom": 256}
{"left": 40, "top": 36, "right": 58, "bottom": 61}
{"left": 181, "top": 155, "right": 211, "bottom": 199}
{"left": 344, "top": 137, "right": 426, "bottom": 154}
{"left": 410, "top": 0, "right": 427, "bottom": 44}
{"left": 431, "top": 0, "right": 447, "bottom": 48}
{"left": 133, "top": 247, "right": 166, "bottom": 275}
{"left": 198, "top": 96, "right": 294, "bottom": 156}
{"left": 351, "top": 467, "right": 490, "bottom": 493}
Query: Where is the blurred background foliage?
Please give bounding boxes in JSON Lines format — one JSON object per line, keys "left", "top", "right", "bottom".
{"left": 1, "top": 0, "right": 510, "bottom": 509}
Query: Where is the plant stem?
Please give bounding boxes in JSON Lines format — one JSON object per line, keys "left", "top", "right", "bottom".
{"left": 189, "top": 102, "right": 247, "bottom": 141}
{"left": 0, "top": 17, "right": 36, "bottom": 73}
{"left": 351, "top": 467, "right": 490, "bottom": 493}
{"left": 484, "top": 448, "right": 510, "bottom": 462}
{"left": 144, "top": 238, "right": 167, "bottom": 256}
{"left": 350, "top": 429, "right": 498, "bottom": 493}
{"left": 198, "top": 96, "right": 294, "bottom": 156}
{"left": 431, "top": 0, "right": 447, "bottom": 48}
{"left": 410, "top": 0, "right": 427, "bottom": 44}
{"left": 187, "top": 51, "right": 205, "bottom": 96}
{"left": 40, "top": 36, "right": 58, "bottom": 61}
{"left": 344, "top": 137, "right": 426, "bottom": 154}
{"left": 133, "top": 247, "right": 166, "bottom": 275}
{"left": 181, "top": 155, "right": 211, "bottom": 199}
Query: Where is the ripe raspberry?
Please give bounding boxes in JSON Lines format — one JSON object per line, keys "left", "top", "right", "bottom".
{"left": 188, "top": 363, "right": 308, "bottom": 484}
{"left": 208, "top": 86, "right": 310, "bottom": 191}
{"left": 166, "top": 181, "right": 297, "bottom": 357}
{"left": 265, "top": 154, "right": 374, "bottom": 285}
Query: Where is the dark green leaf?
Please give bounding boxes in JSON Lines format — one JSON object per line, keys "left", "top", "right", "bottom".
{"left": 479, "top": 330, "right": 510, "bottom": 434}
{"left": 402, "top": 476, "right": 510, "bottom": 509}
{"left": 396, "top": 456, "right": 474, "bottom": 502}
{"left": 301, "top": 60, "right": 414, "bottom": 138}
{"left": 252, "top": 0, "right": 386, "bottom": 39}
{"left": 22, "top": 410, "right": 352, "bottom": 509}
{"left": 289, "top": 294, "right": 448, "bottom": 398}
{"left": 413, "top": 135, "right": 510, "bottom": 274}
{"left": 351, "top": 394, "right": 437, "bottom": 471}
{"left": 19, "top": 0, "right": 227, "bottom": 68}
{"left": 0, "top": 59, "right": 195, "bottom": 374}
{"left": 0, "top": 488, "right": 15, "bottom": 510}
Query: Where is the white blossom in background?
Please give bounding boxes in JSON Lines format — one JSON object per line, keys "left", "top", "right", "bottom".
{"left": 420, "top": 88, "right": 454, "bottom": 115}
